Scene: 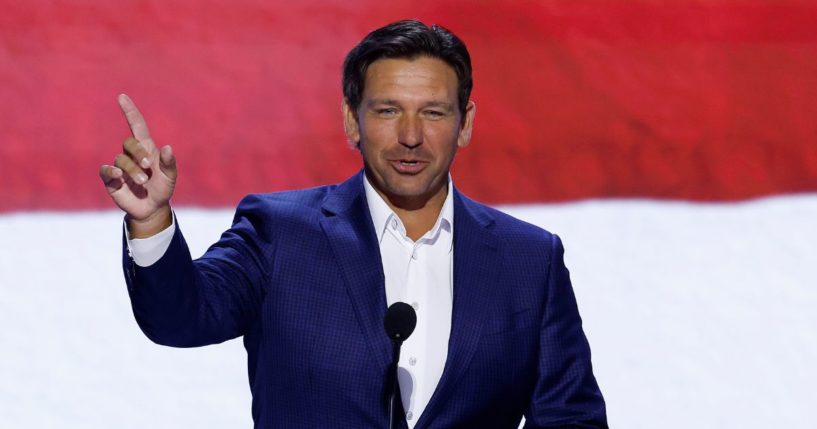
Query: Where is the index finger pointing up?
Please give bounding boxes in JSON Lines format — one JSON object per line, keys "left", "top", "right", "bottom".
{"left": 118, "top": 93, "right": 152, "bottom": 142}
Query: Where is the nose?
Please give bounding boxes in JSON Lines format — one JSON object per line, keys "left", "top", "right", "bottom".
{"left": 397, "top": 114, "right": 423, "bottom": 149}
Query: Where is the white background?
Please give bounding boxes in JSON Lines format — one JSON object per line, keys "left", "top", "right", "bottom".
{"left": 2, "top": 194, "right": 815, "bottom": 428}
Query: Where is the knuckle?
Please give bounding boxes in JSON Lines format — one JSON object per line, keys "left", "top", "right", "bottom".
{"left": 123, "top": 137, "right": 139, "bottom": 151}
{"left": 114, "top": 154, "right": 137, "bottom": 171}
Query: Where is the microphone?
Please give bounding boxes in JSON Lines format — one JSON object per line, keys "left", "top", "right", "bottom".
{"left": 383, "top": 302, "right": 417, "bottom": 429}
{"left": 384, "top": 302, "right": 417, "bottom": 343}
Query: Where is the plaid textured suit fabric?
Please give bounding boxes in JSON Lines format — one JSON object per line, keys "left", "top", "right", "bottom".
{"left": 122, "top": 171, "right": 607, "bottom": 428}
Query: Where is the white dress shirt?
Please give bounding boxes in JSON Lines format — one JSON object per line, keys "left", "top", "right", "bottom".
{"left": 125, "top": 216, "right": 176, "bottom": 267}
{"left": 363, "top": 175, "right": 453, "bottom": 427}
{"left": 126, "top": 177, "right": 455, "bottom": 426}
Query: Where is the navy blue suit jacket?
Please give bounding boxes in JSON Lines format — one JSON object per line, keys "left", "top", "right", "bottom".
{"left": 123, "top": 171, "right": 607, "bottom": 428}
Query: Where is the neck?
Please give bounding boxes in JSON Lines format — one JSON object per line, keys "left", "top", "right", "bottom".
{"left": 376, "top": 180, "right": 448, "bottom": 242}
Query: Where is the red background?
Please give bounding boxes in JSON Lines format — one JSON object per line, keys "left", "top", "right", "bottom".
{"left": 2, "top": 0, "right": 817, "bottom": 211}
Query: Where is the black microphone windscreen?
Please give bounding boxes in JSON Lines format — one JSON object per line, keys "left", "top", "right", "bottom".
{"left": 384, "top": 302, "right": 417, "bottom": 342}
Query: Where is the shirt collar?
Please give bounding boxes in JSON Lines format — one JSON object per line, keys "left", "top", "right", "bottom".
{"left": 363, "top": 173, "right": 454, "bottom": 245}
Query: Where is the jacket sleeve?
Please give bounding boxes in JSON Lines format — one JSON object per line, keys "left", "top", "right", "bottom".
{"left": 122, "top": 195, "right": 269, "bottom": 347}
{"left": 523, "top": 234, "right": 608, "bottom": 428}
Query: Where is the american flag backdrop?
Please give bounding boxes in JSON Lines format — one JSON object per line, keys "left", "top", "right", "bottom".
{"left": 1, "top": 1, "right": 816, "bottom": 428}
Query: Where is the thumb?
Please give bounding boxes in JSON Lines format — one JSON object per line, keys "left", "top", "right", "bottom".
{"left": 159, "top": 145, "right": 178, "bottom": 180}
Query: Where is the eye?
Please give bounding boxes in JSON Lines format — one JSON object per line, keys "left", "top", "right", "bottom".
{"left": 424, "top": 110, "right": 445, "bottom": 119}
{"left": 376, "top": 108, "right": 398, "bottom": 117}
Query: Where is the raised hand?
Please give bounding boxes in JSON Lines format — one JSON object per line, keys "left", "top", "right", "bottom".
{"left": 99, "top": 94, "right": 177, "bottom": 237}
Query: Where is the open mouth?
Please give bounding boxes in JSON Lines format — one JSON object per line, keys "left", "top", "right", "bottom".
{"left": 391, "top": 159, "right": 426, "bottom": 174}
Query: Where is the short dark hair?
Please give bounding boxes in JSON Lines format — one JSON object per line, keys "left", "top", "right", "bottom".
{"left": 342, "top": 20, "right": 473, "bottom": 116}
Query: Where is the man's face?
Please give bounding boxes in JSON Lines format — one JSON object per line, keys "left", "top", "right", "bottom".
{"left": 343, "top": 56, "right": 475, "bottom": 208}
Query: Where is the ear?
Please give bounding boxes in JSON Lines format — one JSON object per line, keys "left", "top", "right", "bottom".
{"left": 342, "top": 99, "right": 360, "bottom": 148}
{"left": 457, "top": 100, "right": 476, "bottom": 148}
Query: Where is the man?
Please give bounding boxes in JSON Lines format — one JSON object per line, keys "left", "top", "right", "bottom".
{"left": 99, "top": 20, "right": 607, "bottom": 428}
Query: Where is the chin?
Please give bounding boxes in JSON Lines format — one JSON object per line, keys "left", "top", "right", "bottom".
{"left": 393, "top": 180, "right": 447, "bottom": 202}
{"left": 386, "top": 184, "right": 428, "bottom": 199}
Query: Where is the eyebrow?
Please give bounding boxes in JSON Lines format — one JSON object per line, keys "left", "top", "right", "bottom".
{"left": 366, "top": 99, "right": 454, "bottom": 110}
{"left": 424, "top": 101, "right": 455, "bottom": 110}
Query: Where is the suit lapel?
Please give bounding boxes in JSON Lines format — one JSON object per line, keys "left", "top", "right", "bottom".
{"left": 416, "top": 189, "right": 500, "bottom": 428}
{"left": 319, "top": 171, "right": 392, "bottom": 373}
{"left": 320, "top": 175, "right": 501, "bottom": 426}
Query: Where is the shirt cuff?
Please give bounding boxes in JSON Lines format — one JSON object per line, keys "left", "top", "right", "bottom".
{"left": 124, "top": 213, "right": 176, "bottom": 267}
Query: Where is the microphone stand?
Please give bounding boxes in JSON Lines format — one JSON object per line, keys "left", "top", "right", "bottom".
{"left": 388, "top": 336, "right": 403, "bottom": 429}
{"left": 383, "top": 302, "right": 415, "bottom": 429}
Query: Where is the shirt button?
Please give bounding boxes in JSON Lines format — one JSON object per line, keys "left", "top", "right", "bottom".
{"left": 391, "top": 218, "right": 398, "bottom": 229}
{"left": 409, "top": 357, "right": 417, "bottom": 366}
{"left": 406, "top": 411, "right": 414, "bottom": 420}
{"left": 411, "top": 249, "right": 418, "bottom": 260}
{"left": 411, "top": 302, "right": 419, "bottom": 311}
